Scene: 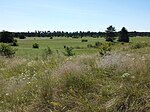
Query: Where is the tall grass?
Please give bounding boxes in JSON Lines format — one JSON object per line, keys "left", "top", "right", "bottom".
{"left": 0, "top": 44, "right": 150, "bottom": 111}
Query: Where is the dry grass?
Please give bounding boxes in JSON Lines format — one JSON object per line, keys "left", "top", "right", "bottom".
{"left": 0, "top": 45, "right": 150, "bottom": 112}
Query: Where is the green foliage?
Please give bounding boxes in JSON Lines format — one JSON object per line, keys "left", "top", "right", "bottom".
{"left": 105, "top": 25, "right": 116, "bottom": 42}
{"left": 0, "top": 49, "right": 150, "bottom": 111}
{"left": 95, "top": 41, "right": 102, "bottom": 48}
{"left": 0, "top": 31, "right": 14, "bottom": 43}
{"left": 81, "top": 39, "right": 88, "bottom": 42}
{"left": 11, "top": 39, "right": 18, "bottom": 46}
{"left": 64, "top": 46, "right": 75, "bottom": 56}
{"left": 99, "top": 43, "right": 111, "bottom": 56}
{"left": 50, "top": 36, "right": 53, "bottom": 39}
{"left": 131, "top": 42, "right": 149, "bottom": 49}
{"left": 42, "top": 47, "right": 53, "bottom": 59}
{"left": 87, "top": 44, "right": 93, "bottom": 48}
{"left": 0, "top": 43, "right": 16, "bottom": 57}
{"left": 18, "top": 34, "right": 26, "bottom": 39}
{"left": 32, "top": 43, "right": 39, "bottom": 49}
{"left": 118, "top": 27, "right": 129, "bottom": 42}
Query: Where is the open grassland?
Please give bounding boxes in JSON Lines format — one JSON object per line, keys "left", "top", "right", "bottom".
{"left": 12, "top": 36, "right": 150, "bottom": 57}
{"left": 0, "top": 37, "right": 150, "bottom": 112}
{"left": 15, "top": 37, "right": 105, "bottom": 57}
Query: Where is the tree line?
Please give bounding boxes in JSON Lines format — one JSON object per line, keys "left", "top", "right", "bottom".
{"left": 12, "top": 30, "right": 150, "bottom": 38}
{"left": 0, "top": 25, "right": 150, "bottom": 43}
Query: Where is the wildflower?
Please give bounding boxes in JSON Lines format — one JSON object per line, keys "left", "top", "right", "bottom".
{"left": 122, "top": 73, "right": 130, "bottom": 78}
{"left": 6, "top": 93, "right": 9, "bottom": 96}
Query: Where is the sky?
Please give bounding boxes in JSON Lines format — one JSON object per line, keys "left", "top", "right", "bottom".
{"left": 0, "top": 0, "right": 150, "bottom": 32}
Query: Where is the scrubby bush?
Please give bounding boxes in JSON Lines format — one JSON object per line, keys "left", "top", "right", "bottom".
{"left": 0, "top": 43, "right": 16, "bottom": 57}
{"left": 95, "top": 41, "right": 102, "bottom": 48}
{"left": 11, "top": 39, "right": 18, "bottom": 46}
{"left": 42, "top": 47, "right": 53, "bottom": 59}
{"left": 33, "top": 43, "right": 39, "bottom": 49}
{"left": 99, "top": 43, "right": 111, "bottom": 56}
{"left": 50, "top": 37, "right": 53, "bottom": 39}
{"left": 64, "top": 46, "right": 75, "bottom": 56}
{"left": 87, "top": 44, "right": 93, "bottom": 48}
{"left": 19, "top": 34, "right": 26, "bottom": 39}
{"left": 81, "top": 39, "right": 88, "bottom": 42}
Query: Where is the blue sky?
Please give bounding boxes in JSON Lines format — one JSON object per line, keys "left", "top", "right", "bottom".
{"left": 0, "top": 0, "right": 150, "bottom": 32}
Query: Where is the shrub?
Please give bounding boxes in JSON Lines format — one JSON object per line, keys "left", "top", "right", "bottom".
{"left": 0, "top": 43, "right": 16, "bottom": 57}
{"left": 18, "top": 34, "right": 26, "bottom": 39}
{"left": 99, "top": 43, "right": 111, "bottom": 56}
{"left": 87, "top": 44, "right": 93, "bottom": 48}
{"left": 95, "top": 41, "right": 102, "bottom": 48}
{"left": 50, "top": 37, "right": 53, "bottom": 39}
{"left": 11, "top": 39, "right": 18, "bottom": 46}
{"left": 81, "top": 39, "right": 88, "bottom": 42}
{"left": 42, "top": 47, "right": 53, "bottom": 59}
{"left": 33, "top": 43, "right": 39, "bottom": 49}
{"left": 64, "top": 45, "right": 66, "bottom": 49}
{"left": 64, "top": 46, "right": 75, "bottom": 56}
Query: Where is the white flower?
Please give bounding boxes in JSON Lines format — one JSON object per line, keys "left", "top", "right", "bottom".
{"left": 122, "top": 73, "right": 130, "bottom": 78}
{"left": 6, "top": 93, "right": 9, "bottom": 96}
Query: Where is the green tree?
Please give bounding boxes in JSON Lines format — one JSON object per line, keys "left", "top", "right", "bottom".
{"left": 118, "top": 27, "right": 129, "bottom": 42}
{"left": 0, "top": 31, "right": 14, "bottom": 43}
{"left": 105, "top": 25, "right": 116, "bottom": 42}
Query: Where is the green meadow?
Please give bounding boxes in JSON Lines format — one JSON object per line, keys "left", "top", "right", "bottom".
{"left": 15, "top": 37, "right": 104, "bottom": 57}
{"left": 13, "top": 36, "right": 150, "bottom": 57}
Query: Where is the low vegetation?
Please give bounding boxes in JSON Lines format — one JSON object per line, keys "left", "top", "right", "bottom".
{"left": 0, "top": 36, "right": 150, "bottom": 111}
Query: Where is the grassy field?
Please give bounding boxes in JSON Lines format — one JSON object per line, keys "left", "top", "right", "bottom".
{"left": 12, "top": 37, "right": 150, "bottom": 57}
{"left": 15, "top": 37, "right": 104, "bottom": 57}
{"left": 0, "top": 37, "right": 150, "bottom": 112}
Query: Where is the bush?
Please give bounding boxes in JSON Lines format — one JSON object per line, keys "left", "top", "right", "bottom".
{"left": 81, "top": 39, "right": 88, "bottom": 42}
{"left": 99, "top": 43, "right": 111, "bottom": 56}
{"left": 18, "top": 34, "right": 26, "bottom": 39}
{"left": 33, "top": 43, "right": 39, "bottom": 49}
{"left": 64, "top": 46, "right": 75, "bottom": 56}
{"left": 11, "top": 39, "right": 18, "bottom": 46}
{"left": 50, "top": 37, "right": 53, "bottom": 39}
{"left": 95, "top": 41, "right": 102, "bottom": 48}
{"left": 87, "top": 44, "right": 93, "bottom": 48}
{"left": 0, "top": 43, "right": 16, "bottom": 57}
{"left": 42, "top": 47, "right": 53, "bottom": 59}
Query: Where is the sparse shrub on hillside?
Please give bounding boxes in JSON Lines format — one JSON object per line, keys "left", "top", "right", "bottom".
{"left": 33, "top": 43, "right": 39, "bottom": 49}
{"left": 99, "top": 43, "right": 111, "bottom": 56}
{"left": 0, "top": 43, "right": 16, "bottom": 57}
{"left": 42, "top": 47, "right": 53, "bottom": 59}
{"left": 64, "top": 46, "right": 75, "bottom": 56}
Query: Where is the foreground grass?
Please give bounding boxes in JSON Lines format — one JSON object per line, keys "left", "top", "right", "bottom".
{"left": 0, "top": 42, "right": 150, "bottom": 111}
